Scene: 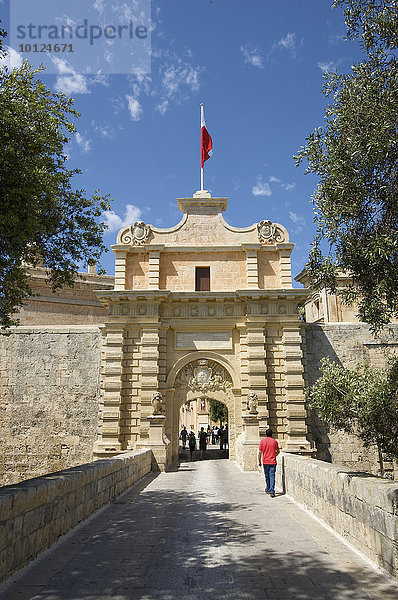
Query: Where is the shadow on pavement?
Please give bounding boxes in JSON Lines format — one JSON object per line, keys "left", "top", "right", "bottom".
{"left": 179, "top": 444, "right": 229, "bottom": 462}
{"left": 2, "top": 465, "right": 397, "bottom": 600}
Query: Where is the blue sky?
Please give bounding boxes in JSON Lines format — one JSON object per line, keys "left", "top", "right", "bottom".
{"left": 1, "top": 0, "right": 363, "bottom": 281}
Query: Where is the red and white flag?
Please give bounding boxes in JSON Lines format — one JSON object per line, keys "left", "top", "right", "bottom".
{"left": 201, "top": 104, "right": 213, "bottom": 168}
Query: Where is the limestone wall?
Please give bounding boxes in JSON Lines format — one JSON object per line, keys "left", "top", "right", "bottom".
{"left": 0, "top": 326, "right": 102, "bottom": 486}
{"left": 303, "top": 323, "right": 398, "bottom": 477}
{"left": 16, "top": 267, "right": 114, "bottom": 326}
{"left": 0, "top": 449, "right": 152, "bottom": 583}
{"left": 276, "top": 453, "right": 398, "bottom": 577}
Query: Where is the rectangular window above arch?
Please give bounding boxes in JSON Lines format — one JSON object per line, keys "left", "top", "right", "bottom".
{"left": 195, "top": 267, "right": 210, "bottom": 291}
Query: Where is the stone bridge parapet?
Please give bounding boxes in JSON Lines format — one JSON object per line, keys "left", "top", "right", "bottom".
{"left": 276, "top": 453, "right": 398, "bottom": 578}
{"left": 0, "top": 449, "right": 152, "bottom": 583}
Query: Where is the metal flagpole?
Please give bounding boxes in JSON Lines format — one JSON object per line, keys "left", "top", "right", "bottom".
{"left": 200, "top": 103, "right": 204, "bottom": 191}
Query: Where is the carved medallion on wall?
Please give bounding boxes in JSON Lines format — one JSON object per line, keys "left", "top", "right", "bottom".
{"left": 224, "top": 305, "right": 234, "bottom": 316}
{"left": 175, "top": 359, "right": 233, "bottom": 393}
{"left": 190, "top": 307, "right": 199, "bottom": 317}
{"left": 120, "top": 221, "right": 150, "bottom": 245}
{"left": 172, "top": 307, "right": 181, "bottom": 317}
{"left": 260, "top": 303, "right": 269, "bottom": 315}
{"left": 120, "top": 304, "right": 130, "bottom": 315}
{"left": 138, "top": 305, "right": 147, "bottom": 315}
{"left": 207, "top": 306, "right": 216, "bottom": 316}
{"left": 277, "top": 303, "right": 287, "bottom": 314}
{"left": 257, "top": 220, "right": 285, "bottom": 244}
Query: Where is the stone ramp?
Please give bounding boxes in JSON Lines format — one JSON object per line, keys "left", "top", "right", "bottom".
{"left": 1, "top": 458, "right": 397, "bottom": 600}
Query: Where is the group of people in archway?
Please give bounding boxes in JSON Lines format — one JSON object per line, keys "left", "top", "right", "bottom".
{"left": 179, "top": 425, "right": 228, "bottom": 460}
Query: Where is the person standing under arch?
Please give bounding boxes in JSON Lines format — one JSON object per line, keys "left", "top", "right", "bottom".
{"left": 199, "top": 427, "right": 208, "bottom": 459}
{"left": 180, "top": 426, "right": 188, "bottom": 449}
{"left": 218, "top": 425, "right": 225, "bottom": 451}
{"left": 188, "top": 431, "right": 196, "bottom": 461}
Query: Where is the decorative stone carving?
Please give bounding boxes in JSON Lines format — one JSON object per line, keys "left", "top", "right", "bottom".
{"left": 246, "top": 392, "right": 258, "bottom": 414}
{"left": 138, "top": 305, "right": 147, "bottom": 315}
{"left": 225, "top": 305, "right": 234, "bottom": 316}
{"left": 257, "top": 220, "right": 285, "bottom": 244}
{"left": 172, "top": 307, "right": 181, "bottom": 317}
{"left": 260, "top": 302, "right": 269, "bottom": 315}
{"left": 278, "top": 304, "right": 287, "bottom": 315}
{"left": 152, "top": 392, "right": 164, "bottom": 415}
{"left": 190, "top": 307, "right": 199, "bottom": 317}
{"left": 120, "top": 304, "right": 130, "bottom": 315}
{"left": 120, "top": 221, "right": 150, "bottom": 245}
{"left": 208, "top": 306, "right": 216, "bottom": 316}
{"left": 175, "top": 359, "right": 233, "bottom": 393}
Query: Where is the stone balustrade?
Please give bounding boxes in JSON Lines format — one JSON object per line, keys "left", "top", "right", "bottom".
{"left": 0, "top": 449, "right": 152, "bottom": 583}
{"left": 276, "top": 453, "right": 398, "bottom": 577}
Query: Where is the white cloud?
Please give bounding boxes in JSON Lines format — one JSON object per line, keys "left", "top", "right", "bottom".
{"left": 151, "top": 60, "right": 202, "bottom": 115}
{"left": 161, "top": 63, "right": 201, "bottom": 97}
{"left": 284, "top": 183, "right": 296, "bottom": 191}
{"left": 252, "top": 177, "right": 272, "bottom": 197}
{"left": 126, "top": 96, "right": 143, "bottom": 120}
{"left": 75, "top": 132, "right": 91, "bottom": 153}
{"left": 123, "top": 46, "right": 202, "bottom": 118}
{"left": 289, "top": 211, "right": 305, "bottom": 224}
{"left": 289, "top": 211, "right": 306, "bottom": 234}
{"left": 318, "top": 60, "right": 339, "bottom": 73}
{"left": 240, "top": 44, "right": 263, "bottom": 69}
{"left": 269, "top": 175, "right": 295, "bottom": 191}
{"left": 0, "top": 46, "right": 23, "bottom": 70}
{"left": 52, "top": 58, "right": 90, "bottom": 94}
{"left": 92, "top": 122, "right": 115, "bottom": 139}
{"left": 156, "top": 99, "right": 169, "bottom": 115}
{"left": 269, "top": 175, "right": 281, "bottom": 184}
{"left": 329, "top": 33, "right": 345, "bottom": 45}
{"left": 277, "top": 32, "right": 297, "bottom": 50}
{"left": 102, "top": 204, "right": 143, "bottom": 233}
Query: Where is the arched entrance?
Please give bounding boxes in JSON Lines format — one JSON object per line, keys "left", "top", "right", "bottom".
{"left": 164, "top": 352, "right": 241, "bottom": 467}
{"left": 179, "top": 396, "right": 229, "bottom": 459}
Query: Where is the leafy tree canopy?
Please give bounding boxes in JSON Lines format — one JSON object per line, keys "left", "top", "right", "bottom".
{"left": 309, "top": 357, "right": 398, "bottom": 470}
{"left": 208, "top": 399, "right": 228, "bottom": 425}
{"left": 0, "top": 27, "right": 111, "bottom": 328}
{"left": 295, "top": 0, "right": 398, "bottom": 331}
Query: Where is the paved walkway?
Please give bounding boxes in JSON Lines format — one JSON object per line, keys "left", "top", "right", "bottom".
{"left": 1, "top": 448, "right": 398, "bottom": 600}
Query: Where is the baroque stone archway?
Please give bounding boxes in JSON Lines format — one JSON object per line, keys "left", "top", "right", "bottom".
{"left": 93, "top": 190, "right": 312, "bottom": 467}
{"left": 164, "top": 356, "right": 241, "bottom": 465}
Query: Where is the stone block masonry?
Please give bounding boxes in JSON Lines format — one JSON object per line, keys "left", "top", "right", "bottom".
{"left": 0, "top": 449, "right": 152, "bottom": 583}
{"left": 0, "top": 326, "right": 102, "bottom": 486}
{"left": 276, "top": 453, "right": 398, "bottom": 578}
{"left": 304, "top": 323, "right": 398, "bottom": 477}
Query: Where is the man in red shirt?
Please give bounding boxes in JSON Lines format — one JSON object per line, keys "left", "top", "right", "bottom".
{"left": 258, "top": 429, "right": 280, "bottom": 497}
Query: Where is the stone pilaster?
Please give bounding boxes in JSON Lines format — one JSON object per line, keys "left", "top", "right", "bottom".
{"left": 245, "top": 250, "right": 259, "bottom": 289}
{"left": 282, "top": 325, "right": 311, "bottom": 452}
{"left": 279, "top": 249, "right": 292, "bottom": 289}
{"left": 114, "top": 250, "right": 128, "bottom": 290}
{"left": 246, "top": 321, "right": 269, "bottom": 429}
{"left": 122, "top": 326, "right": 141, "bottom": 451}
{"left": 237, "top": 323, "right": 249, "bottom": 401}
{"left": 139, "top": 323, "right": 161, "bottom": 441}
{"left": 93, "top": 324, "right": 125, "bottom": 457}
{"left": 148, "top": 247, "right": 163, "bottom": 290}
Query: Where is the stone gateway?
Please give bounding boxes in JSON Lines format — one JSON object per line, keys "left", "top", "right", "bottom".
{"left": 93, "top": 190, "right": 310, "bottom": 470}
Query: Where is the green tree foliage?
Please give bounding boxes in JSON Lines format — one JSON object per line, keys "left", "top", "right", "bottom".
{"left": 309, "top": 357, "right": 398, "bottom": 471}
{"left": 295, "top": 0, "right": 398, "bottom": 331}
{"left": 0, "top": 31, "right": 111, "bottom": 328}
{"left": 208, "top": 399, "right": 228, "bottom": 425}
